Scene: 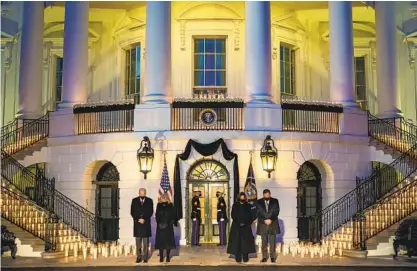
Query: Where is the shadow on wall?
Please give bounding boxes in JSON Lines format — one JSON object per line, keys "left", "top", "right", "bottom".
{"left": 276, "top": 218, "right": 285, "bottom": 243}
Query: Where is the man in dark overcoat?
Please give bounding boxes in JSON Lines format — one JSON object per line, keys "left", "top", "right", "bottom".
{"left": 130, "top": 188, "right": 154, "bottom": 263}
{"left": 256, "top": 189, "right": 280, "bottom": 263}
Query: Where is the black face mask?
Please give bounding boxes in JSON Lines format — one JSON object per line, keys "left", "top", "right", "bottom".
{"left": 264, "top": 196, "right": 270, "bottom": 200}
{"left": 140, "top": 196, "right": 145, "bottom": 200}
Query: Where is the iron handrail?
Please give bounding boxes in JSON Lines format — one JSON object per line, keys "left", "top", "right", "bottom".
{"left": 352, "top": 178, "right": 417, "bottom": 248}
{"left": 307, "top": 114, "right": 417, "bottom": 242}
{"left": 0, "top": 186, "right": 52, "bottom": 247}
{"left": 1, "top": 119, "right": 18, "bottom": 136}
{"left": 1, "top": 113, "right": 49, "bottom": 155}
{"left": 1, "top": 150, "right": 100, "bottom": 244}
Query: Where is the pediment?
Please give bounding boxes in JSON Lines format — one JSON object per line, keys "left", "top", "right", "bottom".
{"left": 272, "top": 13, "right": 305, "bottom": 32}
{"left": 113, "top": 13, "right": 145, "bottom": 35}
{"left": 179, "top": 3, "right": 242, "bottom": 20}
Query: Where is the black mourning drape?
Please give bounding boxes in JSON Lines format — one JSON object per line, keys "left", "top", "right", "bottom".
{"left": 173, "top": 139, "right": 239, "bottom": 220}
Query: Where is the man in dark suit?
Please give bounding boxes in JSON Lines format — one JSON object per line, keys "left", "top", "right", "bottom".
{"left": 130, "top": 188, "right": 154, "bottom": 263}
{"left": 256, "top": 189, "right": 280, "bottom": 263}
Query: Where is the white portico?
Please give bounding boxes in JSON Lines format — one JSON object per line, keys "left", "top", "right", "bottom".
{"left": 1, "top": 1, "right": 417, "bottom": 255}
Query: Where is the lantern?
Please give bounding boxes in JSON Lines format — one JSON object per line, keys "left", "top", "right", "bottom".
{"left": 260, "top": 135, "right": 277, "bottom": 178}
{"left": 137, "top": 136, "right": 154, "bottom": 179}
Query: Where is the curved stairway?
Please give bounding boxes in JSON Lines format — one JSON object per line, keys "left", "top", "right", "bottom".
{"left": 1, "top": 115, "right": 101, "bottom": 257}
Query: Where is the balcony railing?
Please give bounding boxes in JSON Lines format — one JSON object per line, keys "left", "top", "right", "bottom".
{"left": 171, "top": 99, "right": 244, "bottom": 131}
{"left": 282, "top": 102, "right": 343, "bottom": 134}
{"left": 73, "top": 102, "right": 135, "bottom": 135}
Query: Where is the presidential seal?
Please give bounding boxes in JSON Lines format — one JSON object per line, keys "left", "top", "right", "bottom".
{"left": 199, "top": 109, "right": 217, "bottom": 127}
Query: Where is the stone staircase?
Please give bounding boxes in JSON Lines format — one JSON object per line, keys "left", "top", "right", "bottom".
{"left": 366, "top": 211, "right": 417, "bottom": 256}
{"left": 7, "top": 139, "right": 47, "bottom": 162}
{"left": 1, "top": 184, "right": 89, "bottom": 257}
{"left": 308, "top": 115, "right": 417, "bottom": 257}
{"left": 1, "top": 218, "right": 44, "bottom": 257}
{"left": 325, "top": 179, "right": 417, "bottom": 254}
{"left": 1, "top": 114, "right": 101, "bottom": 258}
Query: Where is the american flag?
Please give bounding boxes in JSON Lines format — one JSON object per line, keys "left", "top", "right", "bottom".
{"left": 159, "top": 159, "right": 173, "bottom": 201}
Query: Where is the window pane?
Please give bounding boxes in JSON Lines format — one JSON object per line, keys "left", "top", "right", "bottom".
{"left": 215, "top": 39, "right": 225, "bottom": 53}
{"left": 215, "top": 54, "right": 225, "bottom": 69}
{"left": 194, "top": 39, "right": 205, "bottom": 53}
{"left": 135, "top": 45, "right": 141, "bottom": 79}
{"left": 205, "top": 54, "right": 215, "bottom": 69}
{"left": 215, "top": 71, "right": 226, "bottom": 86}
{"left": 206, "top": 71, "right": 215, "bottom": 86}
{"left": 285, "top": 78, "right": 291, "bottom": 94}
{"left": 205, "top": 39, "right": 215, "bottom": 53}
{"left": 284, "top": 62, "right": 291, "bottom": 78}
{"left": 56, "top": 57, "right": 64, "bottom": 102}
{"left": 194, "top": 71, "right": 205, "bottom": 86}
{"left": 284, "top": 47, "right": 290, "bottom": 62}
{"left": 280, "top": 76, "right": 285, "bottom": 93}
{"left": 194, "top": 54, "right": 205, "bottom": 69}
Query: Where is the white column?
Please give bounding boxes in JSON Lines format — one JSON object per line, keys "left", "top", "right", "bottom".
{"left": 16, "top": 2, "right": 44, "bottom": 119}
{"left": 143, "top": 2, "right": 171, "bottom": 104}
{"left": 245, "top": 1, "right": 273, "bottom": 104}
{"left": 59, "top": 2, "right": 89, "bottom": 109}
{"left": 329, "top": 1, "right": 356, "bottom": 107}
{"left": 375, "top": 2, "right": 402, "bottom": 118}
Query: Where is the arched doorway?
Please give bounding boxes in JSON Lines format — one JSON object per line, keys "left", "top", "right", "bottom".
{"left": 95, "top": 162, "right": 120, "bottom": 241}
{"left": 186, "top": 159, "right": 230, "bottom": 245}
{"left": 297, "top": 161, "right": 322, "bottom": 242}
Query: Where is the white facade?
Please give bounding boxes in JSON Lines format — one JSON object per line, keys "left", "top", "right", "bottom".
{"left": 1, "top": 1, "right": 417, "bottom": 246}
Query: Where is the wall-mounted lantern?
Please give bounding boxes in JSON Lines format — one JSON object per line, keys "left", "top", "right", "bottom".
{"left": 137, "top": 136, "right": 154, "bottom": 180}
{"left": 260, "top": 135, "right": 278, "bottom": 178}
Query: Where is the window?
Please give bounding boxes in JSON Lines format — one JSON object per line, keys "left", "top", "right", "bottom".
{"left": 280, "top": 44, "right": 296, "bottom": 98}
{"left": 193, "top": 38, "right": 227, "bottom": 98}
{"left": 125, "top": 44, "right": 141, "bottom": 104}
{"left": 354, "top": 56, "right": 366, "bottom": 101}
{"left": 55, "top": 57, "right": 63, "bottom": 102}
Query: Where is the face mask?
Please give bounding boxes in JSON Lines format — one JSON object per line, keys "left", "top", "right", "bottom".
{"left": 140, "top": 196, "right": 145, "bottom": 200}
{"left": 264, "top": 196, "right": 270, "bottom": 200}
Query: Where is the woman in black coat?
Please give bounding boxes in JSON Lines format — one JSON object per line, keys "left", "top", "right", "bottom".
{"left": 155, "top": 193, "right": 176, "bottom": 263}
{"left": 227, "top": 192, "right": 256, "bottom": 263}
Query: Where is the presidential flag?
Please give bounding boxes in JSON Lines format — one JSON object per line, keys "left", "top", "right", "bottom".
{"left": 159, "top": 159, "right": 173, "bottom": 201}
{"left": 244, "top": 161, "right": 257, "bottom": 202}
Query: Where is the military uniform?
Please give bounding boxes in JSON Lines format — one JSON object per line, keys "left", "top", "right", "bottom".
{"left": 216, "top": 192, "right": 228, "bottom": 246}
{"left": 191, "top": 193, "right": 202, "bottom": 246}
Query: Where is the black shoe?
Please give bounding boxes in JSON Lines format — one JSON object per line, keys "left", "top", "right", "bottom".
{"left": 271, "top": 258, "right": 276, "bottom": 263}
{"left": 243, "top": 259, "right": 249, "bottom": 263}
{"left": 143, "top": 259, "right": 148, "bottom": 263}
{"left": 160, "top": 256, "right": 164, "bottom": 263}
{"left": 166, "top": 257, "right": 171, "bottom": 263}
{"left": 136, "top": 258, "right": 142, "bottom": 263}
{"left": 261, "top": 258, "right": 267, "bottom": 263}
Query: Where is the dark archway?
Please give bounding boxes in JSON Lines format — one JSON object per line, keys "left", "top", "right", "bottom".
{"left": 95, "top": 162, "right": 120, "bottom": 241}
{"left": 297, "top": 161, "right": 322, "bottom": 242}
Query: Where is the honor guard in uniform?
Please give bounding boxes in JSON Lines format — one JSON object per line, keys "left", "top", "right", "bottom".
{"left": 216, "top": 191, "right": 228, "bottom": 246}
{"left": 191, "top": 190, "right": 202, "bottom": 246}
